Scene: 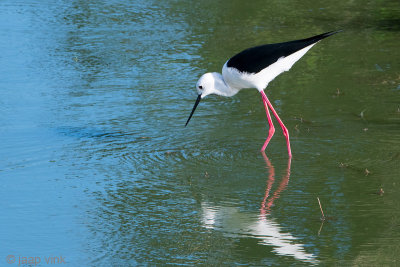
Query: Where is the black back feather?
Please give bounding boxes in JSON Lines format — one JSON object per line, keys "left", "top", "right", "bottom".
{"left": 226, "top": 31, "right": 341, "bottom": 74}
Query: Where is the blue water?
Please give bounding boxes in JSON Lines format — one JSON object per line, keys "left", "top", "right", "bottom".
{"left": 1, "top": 0, "right": 400, "bottom": 266}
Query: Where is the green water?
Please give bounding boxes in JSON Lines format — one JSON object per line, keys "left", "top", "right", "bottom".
{"left": 1, "top": 0, "right": 399, "bottom": 266}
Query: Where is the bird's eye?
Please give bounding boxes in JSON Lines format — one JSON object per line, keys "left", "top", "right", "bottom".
{"left": 199, "top": 85, "right": 203, "bottom": 89}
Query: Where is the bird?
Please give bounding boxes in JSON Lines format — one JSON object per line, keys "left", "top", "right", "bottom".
{"left": 185, "top": 30, "right": 341, "bottom": 158}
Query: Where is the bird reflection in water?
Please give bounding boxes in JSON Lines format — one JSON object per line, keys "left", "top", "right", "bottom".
{"left": 260, "top": 152, "right": 291, "bottom": 216}
{"left": 201, "top": 153, "right": 319, "bottom": 264}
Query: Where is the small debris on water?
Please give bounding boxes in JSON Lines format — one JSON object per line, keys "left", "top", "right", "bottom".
{"left": 339, "top": 162, "right": 349, "bottom": 168}
{"left": 364, "top": 168, "right": 371, "bottom": 176}
{"left": 294, "top": 124, "right": 299, "bottom": 132}
{"left": 292, "top": 116, "right": 313, "bottom": 124}
{"left": 359, "top": 109, "right": 367, "bottom": 120}
{"left": 363, "top": 128, "right": 368, "bottom": 132}
{"left": 165, "top": 151, "right": 178, "bottom": 156}
{"left": 332, "top": 88, "right": 343, "bottom": 97}
{"left": 204, "top": 171, "right": 209, "bottom": 178}
{"left": 370, "top": 188, "right": 385, "bottom": 196}
{"left": 375, "top": 64, "right": 384, "bottom": 72}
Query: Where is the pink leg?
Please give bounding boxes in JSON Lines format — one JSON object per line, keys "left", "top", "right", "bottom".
{"left": 260, "top": 91, "right": 292, "bottom": 158}
{"left": 261, "top": 95, "right": 275, "bottom": 152}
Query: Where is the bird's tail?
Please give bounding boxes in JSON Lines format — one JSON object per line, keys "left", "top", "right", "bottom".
{"left": 308, "top": 30, "right": 343, "bottom": 42}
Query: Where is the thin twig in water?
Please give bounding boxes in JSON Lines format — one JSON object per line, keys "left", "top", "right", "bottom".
{"left": 317, "top": 197, "right": 325, "bottom": 221}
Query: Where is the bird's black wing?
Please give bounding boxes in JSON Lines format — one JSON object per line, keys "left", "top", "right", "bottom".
{"left": 226, "top": 31, "right": 340, "bottom": 74}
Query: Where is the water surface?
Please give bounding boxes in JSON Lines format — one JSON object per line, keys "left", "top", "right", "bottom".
{"left": 1, "top": 0, "right": 399, "bottom": 265}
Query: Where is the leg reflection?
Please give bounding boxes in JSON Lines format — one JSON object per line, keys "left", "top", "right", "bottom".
{"left": 260, "top": 152, "right": 292, "bottom": 216}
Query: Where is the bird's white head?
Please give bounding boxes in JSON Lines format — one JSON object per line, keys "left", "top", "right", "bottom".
{"left": 196, "top": 72, "right": 222, "bottom": 98}
{"left": 185, "top": 72, "right": 231, "bottom": 127}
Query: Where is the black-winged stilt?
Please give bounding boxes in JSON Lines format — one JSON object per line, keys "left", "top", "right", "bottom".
{"left": 185, "top": 31, "right": 341, "bottom": 157}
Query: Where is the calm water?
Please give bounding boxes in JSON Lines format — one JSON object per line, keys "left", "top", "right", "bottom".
{"left": 1, "top": 0, "right": 399, "bottom": 266}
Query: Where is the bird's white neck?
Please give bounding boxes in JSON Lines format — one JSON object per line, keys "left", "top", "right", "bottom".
{"left": 210, "top": 72, "right": 238, "bottom": 97}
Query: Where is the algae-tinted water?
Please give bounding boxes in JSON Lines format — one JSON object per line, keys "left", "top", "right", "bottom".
{"left": 1, "top": 0, "right": 399, "bottom": 265}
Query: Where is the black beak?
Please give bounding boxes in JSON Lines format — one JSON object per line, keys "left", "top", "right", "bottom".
{"left": 185, "top": 94, "right": 202, "bottom": 127}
